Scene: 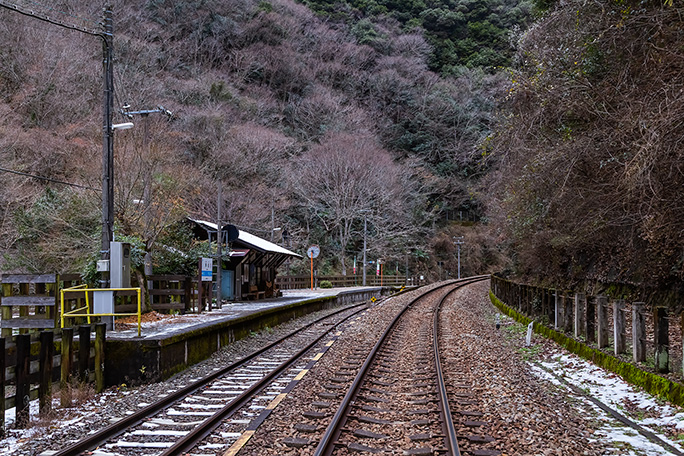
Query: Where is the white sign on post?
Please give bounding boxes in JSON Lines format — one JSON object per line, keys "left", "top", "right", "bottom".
{"left": 201, "top": 257, "right": 213, "bottom": 282}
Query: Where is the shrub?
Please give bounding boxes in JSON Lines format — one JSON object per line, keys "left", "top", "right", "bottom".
{"left": 320, "top": 280, "right": 333, "bottom": 288}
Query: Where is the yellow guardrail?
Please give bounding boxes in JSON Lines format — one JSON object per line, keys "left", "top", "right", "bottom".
{"left": 61, "top": 285, "right": 142, "bottom": 336}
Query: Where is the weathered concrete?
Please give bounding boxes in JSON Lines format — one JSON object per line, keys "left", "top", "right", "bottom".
{"left": 104, "top": 287, "right": 386, "bottom": 386}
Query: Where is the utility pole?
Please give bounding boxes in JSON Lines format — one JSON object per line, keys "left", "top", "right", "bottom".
{"left": 101, "top": 7, "right": 114, "bottom": 288}
{"left": 216, "top": 184, "right": 223, "bottom": 308}
{"left": 454, "top": 236, "right": 465, "bottom": 279}
{"left": 0, "top": 3, "right": 118, "bottom": 288}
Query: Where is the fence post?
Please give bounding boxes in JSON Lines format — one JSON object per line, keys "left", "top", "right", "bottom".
{"left": 586, "top": 296, "right": 596, "bottom": 343}
{"left": 574, "top": 293, "right": 585, "bottom": 338}
{"left": 654, "top": 307, "right": 669, "bottom": 374}
{"left": 632, "top": 302, "right": 646, "bottom": 363}
{"left": 563, "top": 293, "right": 573, "bottom": 333}
{"left": 78, "top": 325, "right": 91, "bottom": 383}
{"left": 597, "top": 296, "right": 609, "bottom": 348}
{"left": 0, "top": 337, "right": 5, "bottom": 437}
{"left": 95, "top": 323, "right": 106, "bottom": 393}
{"left": 554, "top": 290, "right": 560, "bottom": 329}
{"left": 39, "top": 331, "right": 54, "bottom": 416}
{"left": 614, "top": 300, "right": 626, "bottom": 355}
{"left": 15, "top": 334, "right": 30, "bottom": 428}
{"left": 61, "top": 327, "right": 73, "bottom": 406}
{"left": 184, "top": 277, "right": 192, "bottom": 313}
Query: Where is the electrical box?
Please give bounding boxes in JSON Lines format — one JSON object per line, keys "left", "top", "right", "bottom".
{"left": 110, "top": 241, "right": 131, "bottom": 288}
{"left": 96, "top": 260, "right": 110, "bottom": 272}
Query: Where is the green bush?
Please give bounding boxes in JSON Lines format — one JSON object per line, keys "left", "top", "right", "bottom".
{"left": 320, "top": 280, "right": 333, "bottom": 288}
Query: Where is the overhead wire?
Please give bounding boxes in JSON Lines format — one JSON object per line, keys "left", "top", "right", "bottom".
{"left": 0, "top": 167, "right": 98, "bottom": 191}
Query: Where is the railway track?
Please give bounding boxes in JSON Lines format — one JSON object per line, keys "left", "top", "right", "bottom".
{"left": 52, "top": 279, "right": 500, "bottom": 456}
{"left": 51, "top": 302, "right": 372, "bottom": 456}
{"left": 311, "top": 276, "right": 498, "bottom": 456}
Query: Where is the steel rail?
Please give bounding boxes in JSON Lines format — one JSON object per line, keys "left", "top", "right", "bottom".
{"left": 313, "top": 276, "right": 488, "bottom": 456}
{"left": 433, "top": 283, "right": 469, "bottom": 456}
{"left": 52, "top": 301, "right": 370, "bottom": 456}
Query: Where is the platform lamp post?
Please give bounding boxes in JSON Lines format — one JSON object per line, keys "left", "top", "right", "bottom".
{"left": 119, "top": 105, "right": 172, "bottom": 302}
{"left": 454, "top": 236, "right": 465, "bottom": 279}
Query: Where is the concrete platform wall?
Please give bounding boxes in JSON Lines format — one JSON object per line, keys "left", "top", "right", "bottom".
{"left": 105, "top": 288, "right": 385, "bottom": 386}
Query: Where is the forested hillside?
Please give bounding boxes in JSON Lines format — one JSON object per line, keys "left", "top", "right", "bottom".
{"left": 2, "top": 0, "right": 682, "bottom": 295}
{"left": 488, "top": 0, "right": 684, "bottom": 294}
{"left": 0, "top": 0, "right": 508, "bottom": 280}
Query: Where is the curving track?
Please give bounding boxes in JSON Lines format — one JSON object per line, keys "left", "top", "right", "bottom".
{"left": 312, "top": 276, "right": 496, "bottom": 456}
{"left": 50, "top": 303, "right": 370, "bottom": 456}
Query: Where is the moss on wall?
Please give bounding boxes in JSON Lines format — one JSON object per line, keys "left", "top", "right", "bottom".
{"left": 489, "top": 290, "right": 684, "bottom": 406}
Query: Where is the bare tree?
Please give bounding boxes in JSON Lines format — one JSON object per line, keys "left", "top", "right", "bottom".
{"left": 290, "top": 131, "right": 415, "bottom": 275}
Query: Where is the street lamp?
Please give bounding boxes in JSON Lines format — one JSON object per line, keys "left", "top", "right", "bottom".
{"left": 360, "top": 210, "right": 370, "bottom": 286}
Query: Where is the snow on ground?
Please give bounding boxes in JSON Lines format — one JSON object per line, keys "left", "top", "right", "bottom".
{"left": 529, "top": 350, "right": 684, "bottom": 455}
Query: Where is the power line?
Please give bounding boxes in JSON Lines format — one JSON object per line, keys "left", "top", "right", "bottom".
{"left": 0, "top": 0, "right": 104, "bottom": 37}
{"left": 0, "top": 166, "right": 98, "bottom": 191}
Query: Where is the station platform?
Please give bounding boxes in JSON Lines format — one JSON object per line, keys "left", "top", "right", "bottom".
{"left": 104, "top": 286, "right": 386, "bottom": 386}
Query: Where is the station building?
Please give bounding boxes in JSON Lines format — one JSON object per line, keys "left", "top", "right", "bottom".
{"left": 186, "top": 218, "right": 302, "bottom": 301}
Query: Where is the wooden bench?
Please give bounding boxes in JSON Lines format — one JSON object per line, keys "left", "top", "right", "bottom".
{"left": 244, "top": 286, "right": 265, "bottom": 300}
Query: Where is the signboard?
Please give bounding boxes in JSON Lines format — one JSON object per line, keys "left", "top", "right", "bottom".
{"left": 201, "top": 257, "right": 213, "bottom": 282}
{"left": 307, "top": 245, "right": 320, "bottom": 259}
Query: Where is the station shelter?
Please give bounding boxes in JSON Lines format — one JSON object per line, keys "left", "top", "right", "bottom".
{"left": 186, "top": 218, "right": 302, "bottom": 300}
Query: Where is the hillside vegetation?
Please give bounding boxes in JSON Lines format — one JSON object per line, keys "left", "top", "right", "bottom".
{"left": 2, "top": 0, "right": 683, "bottom": 298}
{"left": 488, "top": 0, "right": 684, "bottom": 294}
{"left": 0, "top": 0, "right": 508, "bottom": 279}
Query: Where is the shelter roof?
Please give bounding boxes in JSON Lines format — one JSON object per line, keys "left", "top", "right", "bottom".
{"left": 187, "top": 218, "right": 302, "bottom": 259}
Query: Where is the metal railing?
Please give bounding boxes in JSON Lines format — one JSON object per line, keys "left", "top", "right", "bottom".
{"left": 60, "top": 285, "right": 142, "bottom": 336}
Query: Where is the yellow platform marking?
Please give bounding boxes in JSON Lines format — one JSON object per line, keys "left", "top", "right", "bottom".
{"left": 223, "top": 430, "right": 255, "bottom": 456}
{"left": 266, "top": 393, "right": 288, "bottom": 410}
{"left": 293, "top": 369, "right": 309, "bottom": 381}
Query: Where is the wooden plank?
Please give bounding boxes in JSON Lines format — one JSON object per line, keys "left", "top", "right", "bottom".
{"left": 148, "top": 275, "right": 188, "bottom": 281}
{"left": 632, "top": 302, "right": 646, "bottom": 363}
{"left": 2, "top": 296, "right": 56, "bottom": 306}
{"left": 1, "top": 319, "right": 55, "bottom": 329}
{"left": 39, "top": 331, "right": 53, "bottom": 416}
{"left": 1, "top": 274, "right": 56, "bottom": 284}
{"left": 59, "top": 274, "right": 82, "bottom": 282}
{"left": 15, "top": 334, "right": 30, "bottom": 428}
{"left": 614, "top": 300, "right": 626, "bottom": 355}
{"left": 0, "top": 337, "right": 5, "bottom": 438}
{"left": 61, "top": 328, "right": 73, "bottom": 407}
{"left": 149, "top": 290, "right": 186, "bottom": 296}
{"left": 78, "top": 326, "right": 90, "bottom": 383}
{"left": 95, "top": 324, "right": 105, "bottom": 393}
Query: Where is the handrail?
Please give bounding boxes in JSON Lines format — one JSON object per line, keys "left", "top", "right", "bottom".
{"left": 61, "top": 286, "right": 142, "bottom": 336}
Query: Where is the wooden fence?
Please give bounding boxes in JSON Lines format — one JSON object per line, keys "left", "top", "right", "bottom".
{"left": 490, "top": 275, "right": 679, "bottom": 376}
{"left": 0, "top": 324, "right": 104, "bottom": 434}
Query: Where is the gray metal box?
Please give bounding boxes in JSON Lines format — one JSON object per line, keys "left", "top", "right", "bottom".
{"left": 110, "top": 241, "right": 131, "bottom": 288}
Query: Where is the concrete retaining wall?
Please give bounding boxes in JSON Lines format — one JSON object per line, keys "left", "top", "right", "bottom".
{"left": 105, "top": 287, "right": 385, "bottom": 386}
